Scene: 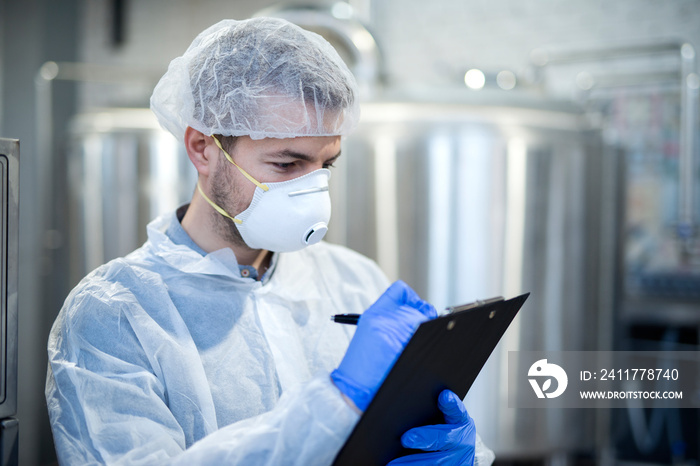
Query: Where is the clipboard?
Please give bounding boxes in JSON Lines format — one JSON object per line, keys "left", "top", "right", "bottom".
{"left": 333, "top": 292, "right": 529, "bottom": 466}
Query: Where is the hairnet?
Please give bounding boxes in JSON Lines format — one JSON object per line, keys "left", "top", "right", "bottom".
{"left": 150, "top": 18, "right": 360, "bottom": 141}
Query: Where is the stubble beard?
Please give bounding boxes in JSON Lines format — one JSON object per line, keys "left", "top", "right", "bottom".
{"left": 209, "top": 157, "right": 254, "bottom": 250}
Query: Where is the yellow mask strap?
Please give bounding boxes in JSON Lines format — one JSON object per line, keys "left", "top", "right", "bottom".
{"left": 197, "top": 182, "right": 242, "bottom": 225}
{"left": 212, "top": 136, "right": 269, "bottom": 192}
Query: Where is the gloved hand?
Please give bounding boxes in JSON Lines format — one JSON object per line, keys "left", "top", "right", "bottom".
{"left": 331, "top": 281, "right": 436, "bottom": 411}
{"left": 388, "top": 390, "right": 476, "bottom": 465}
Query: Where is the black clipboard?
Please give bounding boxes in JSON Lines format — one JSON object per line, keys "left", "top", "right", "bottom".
{"left": 333, "top": 292, "right": 529, "bottom": 466}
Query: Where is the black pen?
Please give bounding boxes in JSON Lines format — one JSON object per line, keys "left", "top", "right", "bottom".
{"left": 331, "top": 313, "right": 361, "bottom": 325}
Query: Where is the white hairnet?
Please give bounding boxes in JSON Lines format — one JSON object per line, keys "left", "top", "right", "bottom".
{"left": 150, "top": 17, "right": 360, "bottom": 141}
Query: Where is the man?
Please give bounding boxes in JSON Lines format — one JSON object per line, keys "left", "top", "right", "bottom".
{"left": 46, "top": 17, "right": 494, "bottom": 465}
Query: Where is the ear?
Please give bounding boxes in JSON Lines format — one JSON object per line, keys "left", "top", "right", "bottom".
{"left": 184, "top": 126, "right": 216, "bottom": 176}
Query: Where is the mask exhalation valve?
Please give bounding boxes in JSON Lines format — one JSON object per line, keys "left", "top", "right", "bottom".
{"left": 303, "top": 222, "right": 328, "bottom": 245}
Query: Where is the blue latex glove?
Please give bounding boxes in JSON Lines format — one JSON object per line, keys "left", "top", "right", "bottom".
{"left": 331, "top": 281, "right": 436, "bottom": 411}
{"left": 388, "top": 390, "right": 476, "bottom": 466}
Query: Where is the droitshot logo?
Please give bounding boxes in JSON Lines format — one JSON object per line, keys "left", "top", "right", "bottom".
{"left": 527, "top": 359, "right": 568, "bottom": 399}
{"left": 510, "top": 351, "right": 694, "bottom": 408}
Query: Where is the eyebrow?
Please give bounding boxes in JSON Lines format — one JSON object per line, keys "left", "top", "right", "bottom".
{"left": 325, "top": 151, "right": 342, "bottom": 165}
{"left": 267, "top": 149, "right": 342, "bottom": 164}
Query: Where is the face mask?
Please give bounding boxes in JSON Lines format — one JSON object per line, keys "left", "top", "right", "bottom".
{"left": 197, "top": 137, "right": 332, "bottom": 252}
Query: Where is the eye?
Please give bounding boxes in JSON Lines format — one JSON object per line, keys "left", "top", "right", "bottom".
{"left": 274, "top": 162, "right": 294, "bottom": 170}
{"left": 322, "top": 162, "right": 336, "bottom": 169}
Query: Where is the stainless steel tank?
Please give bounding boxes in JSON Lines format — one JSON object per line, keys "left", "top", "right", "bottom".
{"left": 326, "top": 93, "right": 608, "bottom": 458}
{"left": 67, "top": 108, "right": 197, "bottom": 285}
{"left": 66, "top": 96, "right": 609, "bottom": 458}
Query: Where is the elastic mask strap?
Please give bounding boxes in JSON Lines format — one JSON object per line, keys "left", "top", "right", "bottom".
{"left": 197, "top": 182, "right": 242, "bottom": 225}
{"left": 212, "top": 136, "right": 269, "bottom": 192}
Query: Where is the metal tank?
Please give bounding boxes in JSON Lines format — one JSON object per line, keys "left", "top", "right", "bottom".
{"left": 66, "top": 108, "right": 197, "bottom": 285}
{"left": 250, "top": 2, "right": 611, "bottom": 458}
{"left": 65, "top": 95, "right": 611, "bottom": 459}
{"left": 326, "top": 92, "right": 611, "bottom": 459}
{"left": 249, "top": 2, "right": 611, "bottom": 458}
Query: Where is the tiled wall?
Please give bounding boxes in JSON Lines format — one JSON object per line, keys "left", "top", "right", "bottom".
{"left": 370, "top": 0, "right": 700, "bottom": 90}
{"left": 79, "top": 0, "right": 700, "bottom": 107}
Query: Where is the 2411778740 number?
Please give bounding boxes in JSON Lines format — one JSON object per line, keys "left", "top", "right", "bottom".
{"left": 599, "top": 368, "right": 679, "bottom": 381}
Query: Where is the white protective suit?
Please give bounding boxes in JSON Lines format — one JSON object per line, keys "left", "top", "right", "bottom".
{"left": 46, "top": 208, "right": 495, "bottom": 465}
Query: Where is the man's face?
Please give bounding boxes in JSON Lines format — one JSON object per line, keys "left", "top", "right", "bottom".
{"left": 209, "top": 135, "right": 341, "bottom": 249}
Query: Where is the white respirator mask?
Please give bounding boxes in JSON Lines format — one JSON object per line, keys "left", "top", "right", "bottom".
{"left": 197, "top": 136, "right": 332, "bottom": 252}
